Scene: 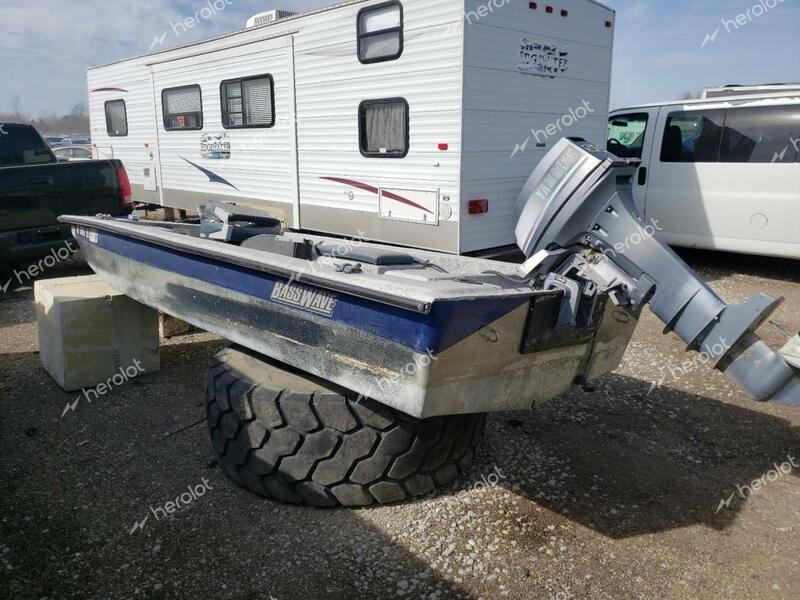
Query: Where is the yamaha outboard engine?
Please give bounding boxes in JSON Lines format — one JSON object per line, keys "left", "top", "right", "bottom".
{"left": 515, "top": 138, "right": 800, "bottom": 404}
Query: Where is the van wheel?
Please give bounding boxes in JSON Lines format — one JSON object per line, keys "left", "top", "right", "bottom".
{"left": 207, "top": 346, "right": 487, "bottom": 507}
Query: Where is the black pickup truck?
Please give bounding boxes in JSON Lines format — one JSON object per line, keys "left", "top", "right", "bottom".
{"left": 0, "top": 122, "right": 132, "bottom": 275}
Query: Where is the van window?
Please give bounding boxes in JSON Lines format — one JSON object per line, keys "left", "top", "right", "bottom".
{"left": 719, "top": 105, "right": 800, "bottom": 163}
{"left": 607, "top": 113, "right": 649, "bottom": 159}
{"left": 221, "top": 75, "right": 275, "bottom": 129}
{"left": 660, "top": 110, "right": 726, "bottom": 163}
{"left": 105, "top": 100, "right": 128, "bottom": 137}
{"left": 357, "top": 1, "right": 403, "bottom": 64}
{"left": 162, "top": 85, "right": 203, "bottom": 131}
{"left": 359, "top": 98, "right": 409, "bottom": 158}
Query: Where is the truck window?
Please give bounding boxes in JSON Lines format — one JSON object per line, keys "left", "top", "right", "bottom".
{"left": 162, "top": 85, "right": 203, "bottom": 131}
{"left": 221, "top": 75, "right": 275, "bottom": 129}
{"left": 607, "top": 113, "right": 649, "bottom": 159}
{"left": 0, "top": 123, "right": 54, "bottom": 167}
{"left": 719, "top": 105, "right": 800, "bottom": 163}
{"left": 660, "top": 110, "right": 726, "bottom": 163}
{"left": 105, "top": 100, "right": 128, "bottom": 137}
{"left": 359, "top": 98, "right": 409, "bottom": 158}
{"left": 357, "top": 1, "right": 403, "bottom": 64}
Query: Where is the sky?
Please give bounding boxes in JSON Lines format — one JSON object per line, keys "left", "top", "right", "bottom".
{"left": 1, "top": 0, "right": 798, "bottom": 116}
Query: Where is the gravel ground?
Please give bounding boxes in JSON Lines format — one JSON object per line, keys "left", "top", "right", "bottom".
{"left": 1, "top": 249, "right": 799, "bottom": 600}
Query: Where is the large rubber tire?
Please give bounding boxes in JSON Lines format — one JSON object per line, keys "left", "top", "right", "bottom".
{"left": 207, "top": 346, "right": 487, "bottom": 507}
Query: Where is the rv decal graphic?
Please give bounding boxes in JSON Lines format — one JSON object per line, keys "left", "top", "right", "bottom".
{"left": 90, "top": 87, "right": 129, "bottom": 93}
{"left": 201, "top": 133, "right": 231, "bottom": 160}
{"left": 179, "top": 156, "right": 239, "bottom": 190}
{"left": 321, "top": 177, "right": 434, "bottom": 215}
{"left": 518, "top": 39, "right": 569, "bottom": 77}
{"left": 271, "top": 281, "right": 338, "bottom": 318}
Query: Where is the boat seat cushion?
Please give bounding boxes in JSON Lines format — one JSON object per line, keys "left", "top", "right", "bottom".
{"left": 240, "top": 235, "right": 314, "bottom": 259}
{"left": 205, "top": 202, "right": 283, "bottom": 227}
{"left": 316, "top": 244, "right": 415, "bottom": 266}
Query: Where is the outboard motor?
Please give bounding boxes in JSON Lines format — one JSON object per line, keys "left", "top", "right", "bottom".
{"left": 515, "top": 137, "right": 800, "bottom": 404}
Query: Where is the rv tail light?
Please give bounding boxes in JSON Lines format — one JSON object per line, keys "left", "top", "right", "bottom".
{"left": 117, "top": 165, "right": 133, "bottom": 207}
{"left": 546, "top": 6, "right": 554, "bottom": 14}
{"left": 605, "top": 20, "right": 613, "bottom": 28}
{"left": 438, "top": 143, "right": 449, "bottom": 151}
{"left": 468, "top": 199, "right": 489, "bottom": 215}
{"left": 529, "top": 2, "right": 537, "bottom": 9}
{"left": 561, "top": 9, "right": 568, "bottom": 16}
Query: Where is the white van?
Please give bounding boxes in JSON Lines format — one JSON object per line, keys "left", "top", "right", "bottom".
{"left": 608, "top": 89, "right": 800, "bottom": 259}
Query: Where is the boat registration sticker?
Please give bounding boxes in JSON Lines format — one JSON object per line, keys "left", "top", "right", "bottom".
{"left": 73, "top": 225, "right": 99, "bottom": 243}
{"left": 270, "top": 281, "right": 338, "bottom": 318}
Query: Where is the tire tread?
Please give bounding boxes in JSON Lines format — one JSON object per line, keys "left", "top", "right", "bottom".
{"left": 207, "top": 346, "right": 486, "bottom": 507}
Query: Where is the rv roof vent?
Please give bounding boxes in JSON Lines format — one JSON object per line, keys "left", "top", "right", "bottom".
{"left": 246, "top": 9, "right": 297, "bottom": 28}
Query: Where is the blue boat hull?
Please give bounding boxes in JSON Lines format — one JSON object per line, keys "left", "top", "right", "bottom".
{"left": 72, "top": 224, "right": 638, "bottom": 418}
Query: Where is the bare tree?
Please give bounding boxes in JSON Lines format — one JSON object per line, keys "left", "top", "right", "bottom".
{"left": 8, "top": 95, "right": 30, "bottom": 122}
{"left": 1, "top": 97, "right": 89, "bottom": 135}
{"left": 69, "top": 102, "right": 88, "bottom": 118}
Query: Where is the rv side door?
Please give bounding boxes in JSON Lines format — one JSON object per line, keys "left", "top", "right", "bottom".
{"left": 607, "top": 108, "right": 659, "bottom": 215}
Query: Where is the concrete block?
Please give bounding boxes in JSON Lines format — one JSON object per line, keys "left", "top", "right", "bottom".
{"left": 159, "top": 313, "right": 195, "bottom": 339}
{"left": 35, "top": 275, "right": 160, "bottom": 392}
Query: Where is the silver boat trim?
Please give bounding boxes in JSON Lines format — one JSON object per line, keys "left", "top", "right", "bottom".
{"left": 59, "top": 215, "right": 533, "bottom": 315}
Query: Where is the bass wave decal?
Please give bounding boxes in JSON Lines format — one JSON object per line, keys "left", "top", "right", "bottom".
{"left": 179, "top": 156, "right": 239, "bottom": 190}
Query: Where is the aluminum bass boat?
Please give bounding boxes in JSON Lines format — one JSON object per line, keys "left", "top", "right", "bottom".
{"left": 62, "top": 139, "right": 800, "bottom": 419}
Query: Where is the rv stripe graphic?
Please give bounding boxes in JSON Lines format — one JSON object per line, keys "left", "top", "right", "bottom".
{"left": 321, "top": 177, "right": 434, "bottom": 215}
{"left": 179, "top": 156, "right": 239, "bottom": 190}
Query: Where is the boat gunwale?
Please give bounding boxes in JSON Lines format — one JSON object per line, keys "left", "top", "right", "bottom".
{"left": 60, "top": 215, "right": 536, "bottom": 315}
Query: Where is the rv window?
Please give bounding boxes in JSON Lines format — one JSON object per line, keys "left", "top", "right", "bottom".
{"left": 357, "top": 1, "right": 403, "bottom": 64}
{"left": 162, "top": 85, "right": 203, "bottom": 131}
{"left": 359, "top": 98, "right": 409, "bottom": 158}
{"left": 607, "top": 113, "right": 649, "bottom": 159}
{"left": 719, "top": 105, "right": 800, "bottom": 163}
{"left": 221, "top": 75, "right": 275, "bottom": 128}
{"left": 660, "top": 110, "right": 726, "bottom": 163}
{"left": 105, "top": 100, "right": 128, "bottom": 137}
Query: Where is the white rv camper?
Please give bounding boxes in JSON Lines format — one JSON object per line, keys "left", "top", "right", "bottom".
{"left": 87, "top": 0, "right": 615, "bottom": 254}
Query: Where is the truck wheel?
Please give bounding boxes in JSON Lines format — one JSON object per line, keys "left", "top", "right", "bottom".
{"left": 207, "top": 346, "right": 487, "bottom": 507}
